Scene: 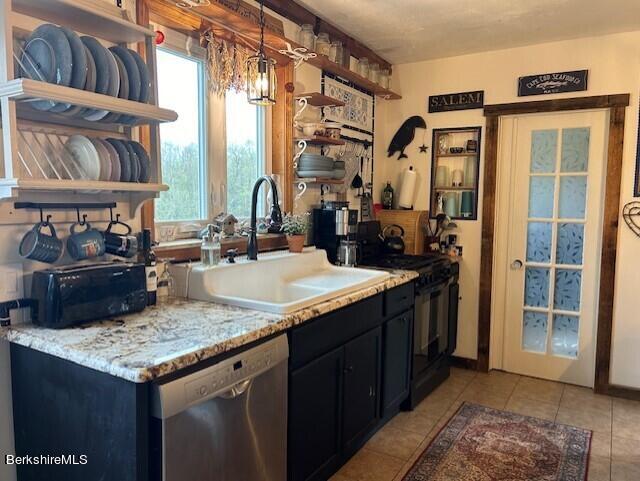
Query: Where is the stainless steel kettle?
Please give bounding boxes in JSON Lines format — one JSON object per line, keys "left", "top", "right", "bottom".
{"left": 380, "top": 224, "right": 405, "bottom": 254}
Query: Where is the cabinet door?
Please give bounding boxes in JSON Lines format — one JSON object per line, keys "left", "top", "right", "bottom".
{"left": 289, "top": 346, "right": 344, "bottom": 481}
{"left": 382, "top": 310, "right": 413, "bottom": 416}
{"left": 342, "top": 327, "right": 381, "bottom": 453}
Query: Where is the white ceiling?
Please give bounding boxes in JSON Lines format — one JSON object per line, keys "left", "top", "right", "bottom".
{"left": 295, "top": 0, "right": 640, "bottom": 64}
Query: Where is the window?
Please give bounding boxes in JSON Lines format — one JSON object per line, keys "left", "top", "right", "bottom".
{"left": 226, "top": 90, "right": 266, "bottom": 218}
{"left": 155, "top": 39, "right": 267, "bottom": 230}
{"left": 155, "top": 48, "right": 207, "bottom": 222}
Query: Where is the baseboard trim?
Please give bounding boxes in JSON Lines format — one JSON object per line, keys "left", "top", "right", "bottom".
{"left": 597, "top": 383, "right": 640, "bottom": 401}
{"left": 450, "top": 356, "right": 478, "bottom": 371}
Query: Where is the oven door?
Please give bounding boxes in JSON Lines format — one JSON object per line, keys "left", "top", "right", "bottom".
{"left": 413, "top": 279, "right": 451, "bottom": 376}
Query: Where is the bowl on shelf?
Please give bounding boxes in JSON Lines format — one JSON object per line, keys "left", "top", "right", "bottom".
{"left": 298, "top": 122, "right": 318, "bottom": 137}
{"left": 449, "top": 147, "right": 464, "bottom": 154}
{"left": 322, "top": 121, "right": 342, "bottom": 140}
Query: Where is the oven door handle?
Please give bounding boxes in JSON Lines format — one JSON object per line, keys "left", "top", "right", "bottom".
{"left": 416, "top": 279, "right": 450, "bottom": 296}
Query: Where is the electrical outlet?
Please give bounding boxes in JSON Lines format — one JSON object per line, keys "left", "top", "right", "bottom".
{"left": 0, "top": 263, "right": 25, "bottom": 325}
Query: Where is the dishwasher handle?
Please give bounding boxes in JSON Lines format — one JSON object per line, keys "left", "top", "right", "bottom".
{"left": 152, "top": 334, "right": 289, "bottom": 419}
{"left": 219, "top": 379, "right": 252, "bottom": 399}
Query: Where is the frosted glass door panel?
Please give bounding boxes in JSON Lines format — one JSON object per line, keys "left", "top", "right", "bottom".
{"left": 561, "top": 128, "right": 590, "bottom": 172}
{"left": 531, "top": 130, "right": 558, "bottom": 173}
{"left": 523, "top": 311, "right": 548, "bottom": 353}
{"left": 526, "top": 222, "right": 552, "bottom": 263}
{"left": 529, "top": 177, "right": 555, "bottom": 218}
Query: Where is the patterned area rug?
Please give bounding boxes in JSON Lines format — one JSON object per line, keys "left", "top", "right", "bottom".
{"left": 403, "top": 403, "right": 591, "bottom": 481}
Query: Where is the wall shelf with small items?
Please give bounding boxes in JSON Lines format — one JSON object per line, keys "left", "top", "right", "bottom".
{"left": 293, "top": 135, "right": 345, "bottom": 146}
{"left": 0, "top": 0, "right": 178, "bottom": 212}
{"left": 430, "top": 127, "right": 482, "bottom": 221}
{"left": 294, "top": 92, "right": 345, "bottom": 108}
{"left": 293, "top": 90, "right": 347, "bottom": 201}
{"left": 293, "top": 177, "right": 343, "bottom": 185}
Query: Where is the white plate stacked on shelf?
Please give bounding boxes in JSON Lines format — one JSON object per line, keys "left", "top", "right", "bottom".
{"left": 18, "top": 23, "right": 152, "bottom": 124}
{"left": 63, "top": 135, "right": 151, "bottom": 183}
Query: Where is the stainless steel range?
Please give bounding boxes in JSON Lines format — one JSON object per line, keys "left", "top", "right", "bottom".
{"left": 357, "top": 222, "right": 459, "bottom": 409}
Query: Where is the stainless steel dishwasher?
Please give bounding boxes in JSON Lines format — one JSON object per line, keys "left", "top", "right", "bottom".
{"left": 151, "top": 335, "right": 289, "bottom": 481}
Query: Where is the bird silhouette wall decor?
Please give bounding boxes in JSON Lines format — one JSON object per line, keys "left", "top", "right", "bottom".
{"left": 387, "top": 116, "right": 427, "bottom": 159}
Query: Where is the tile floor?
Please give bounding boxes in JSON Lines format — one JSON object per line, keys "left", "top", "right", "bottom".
{"left": 330, "top": 368, "right": 640, "bottom": 481}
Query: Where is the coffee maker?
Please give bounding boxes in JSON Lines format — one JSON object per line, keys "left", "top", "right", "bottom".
{"left": 312, "top": 203, "right": 358, "bottom": 264}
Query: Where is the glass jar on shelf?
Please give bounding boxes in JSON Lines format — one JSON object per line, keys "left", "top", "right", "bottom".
{"left": 298, "top": 24, "right": 315, "bottom": 51}
{"left": 329, "top": 40, "right": 343, "bottom": 64}
{"left": 368, "top": 63, "right": 380, "bottom": 83}
{"left": 358, "top": 57, "right": 369, "bottom": 78}
{"left": 316, "top": 33, "right": 331, "bottom": 56}
{"left": 379, "top": 69, "right": 390, "bottom": 89}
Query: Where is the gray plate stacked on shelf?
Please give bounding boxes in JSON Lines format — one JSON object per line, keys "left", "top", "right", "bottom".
{"left": 19, "top": 23, "right": 152, "bottom": 124}
{"left": 297, "top": 153, "right": 335, "bottom": 178}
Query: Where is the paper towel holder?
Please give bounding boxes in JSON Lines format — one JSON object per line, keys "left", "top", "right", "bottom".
{"left": 398, "top": 165, "right": 417, "bottom": 210}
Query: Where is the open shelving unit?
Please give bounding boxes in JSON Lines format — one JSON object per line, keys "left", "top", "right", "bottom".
{"left": 12, "top": 0, "right": 153, "bottom": 43}
{"left": 0, "top": 79, "right": 178, "bottom": 125}
{"left": 293, "top": 177, "right": 343, "bottom": 185}
{"left": 294, "top": 92, "right": 345, "bottom": 108}
{"left": 304, "top": 54, "right": 401, "bottom": 100}
{"left": 430, "top": 127, "right": 482, "bottom": 221}
{"left": 294, "top": 135, "right": 345, "bottom": 146}
{"left": 0, "top": 0, "right": 178, "bottom": 213}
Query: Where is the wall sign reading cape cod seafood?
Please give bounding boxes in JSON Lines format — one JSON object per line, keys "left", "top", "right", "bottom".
{"left": 428, "top": 91, "right": 484, "bottom": 113}
{"left": 518, "top": 70, "right": 588, "bottom": 96}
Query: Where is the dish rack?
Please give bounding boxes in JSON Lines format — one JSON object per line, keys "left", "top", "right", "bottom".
{"left": 0, "top": 0, "right": 178, "bottom": 216}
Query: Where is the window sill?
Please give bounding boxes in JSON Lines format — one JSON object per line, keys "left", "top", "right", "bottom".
{"left": 155, "top": 234, "right": 289, "bottom": 261}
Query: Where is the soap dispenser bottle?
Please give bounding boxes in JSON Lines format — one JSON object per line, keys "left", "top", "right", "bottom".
{"left": 201, "top": 224, "right": 221, "bottom": 266}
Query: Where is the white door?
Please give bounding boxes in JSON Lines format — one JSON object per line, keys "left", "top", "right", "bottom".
{"left": 501, "top": 111, "right": 608, "bottom": 387}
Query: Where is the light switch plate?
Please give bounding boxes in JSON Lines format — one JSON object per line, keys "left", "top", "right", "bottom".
{"left": 0, "top": 263, "right": 25, "bottom": 325}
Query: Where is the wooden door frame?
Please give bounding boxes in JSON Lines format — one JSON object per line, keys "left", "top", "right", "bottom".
{"left": 477, "top": 94, "right": 637, "bottom": 399}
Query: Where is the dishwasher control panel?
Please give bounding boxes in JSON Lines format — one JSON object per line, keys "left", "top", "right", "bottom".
{"left": 185, "top": 349, "right": 276, "bottom": 404}
{"left": 152, "top": 335, "right": 289, "bottom": 419}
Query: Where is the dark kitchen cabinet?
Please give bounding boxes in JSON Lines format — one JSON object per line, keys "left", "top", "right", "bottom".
{"left": 288, "top": 327, "right": 382, "bottom": 481}
{"left": 289, "top": 346, "right": 344, "bottom": 481}
{"left": 381, "top": 310, "right": 413, "bottom": 419}
{"left": 342, "top": 328, "right": 381, "bottom": 455}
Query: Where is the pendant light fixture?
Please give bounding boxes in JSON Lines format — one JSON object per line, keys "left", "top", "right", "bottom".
{"left": 246, "top": 0, "right": 277, "bottom": 105}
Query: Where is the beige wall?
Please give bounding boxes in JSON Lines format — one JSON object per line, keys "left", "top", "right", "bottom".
{"left": 377, "top": 31, "right": 640, "bottom": 388}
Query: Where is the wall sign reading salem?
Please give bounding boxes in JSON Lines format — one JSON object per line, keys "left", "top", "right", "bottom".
{"left": 518, "top": 70, "right": 588, "bottom": 96}
{"left": 428, "top": 90, "right": 484, "bottom": 113}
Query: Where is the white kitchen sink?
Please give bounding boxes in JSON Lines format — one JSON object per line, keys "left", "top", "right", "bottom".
{"left": 181, "top": 249, "right": 390, "bottom": 314}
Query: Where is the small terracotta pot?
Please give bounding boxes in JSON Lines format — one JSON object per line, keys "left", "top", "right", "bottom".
{"left": 287, "top": 234, "right": 305, "bottom": 253}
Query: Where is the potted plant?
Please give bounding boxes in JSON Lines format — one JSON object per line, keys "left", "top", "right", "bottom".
{"left": 281, "top": 213, "right": 309, "bottom": 253}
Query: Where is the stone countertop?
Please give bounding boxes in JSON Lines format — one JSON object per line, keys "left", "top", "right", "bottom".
{"left": 1, "top": 270, "right": 418, "bottom": 383}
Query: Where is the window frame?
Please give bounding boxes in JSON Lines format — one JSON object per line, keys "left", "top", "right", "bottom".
{"left": 154, "top": 37, "right": 210, "bottom": 227}
{"left": 154, "top": 27, "right": 271, "bottom": 234}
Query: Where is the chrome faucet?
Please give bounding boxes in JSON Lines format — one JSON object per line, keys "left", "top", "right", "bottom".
{"left": 247, "top": 176, "right": 283, "bottom": 260}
